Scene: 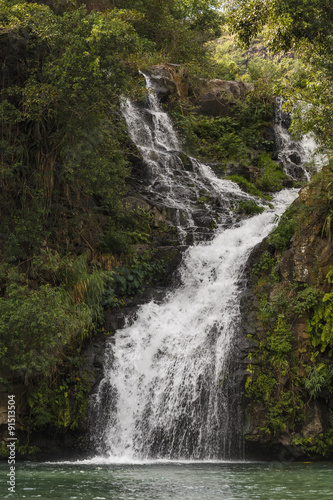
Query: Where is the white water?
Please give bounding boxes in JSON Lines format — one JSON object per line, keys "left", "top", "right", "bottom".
{"left": 121, "top": 74, "right": 251, "bottom": 243}
{"left": 93, "top": 189, "right": 297, "bottom": 461}
{"left": 91, "top": 79, "right": 322, "bottom": 462}
{"left": 274, "top": 97, "right": 326, "bottom": 180}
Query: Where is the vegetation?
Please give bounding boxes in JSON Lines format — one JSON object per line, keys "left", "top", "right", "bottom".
{"left": 224, "top": 1, "right": 333, "bottom": 456}
{"left": 235, "top": 199, "right": 265, "bottom": 216}
{"left": 170, "top": 80, "right": 276, "bottom": 167}
{"left": 246, "top": 164, "right": 333, "bottom": 457}
{"left": 0, "top": 0, "right": 225, "bottom": 447}
{"left": 1, "top": 0, "right": 333, "bottom": 459}
{"left": 227, "top": 0, "right": 333, "bottom": 147}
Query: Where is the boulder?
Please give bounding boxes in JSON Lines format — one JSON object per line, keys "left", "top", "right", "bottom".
{"left": 146, "top": 64, "right": 189, "bottom": 100}
{"left": 145, "top": 66, "right": 253, "bottom": 118}
{"left": 197, "top": 80, "right": 253, "bottom": 117}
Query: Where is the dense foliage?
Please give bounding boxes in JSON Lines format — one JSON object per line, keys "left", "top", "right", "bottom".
{"left": 1, "top": 0, "right": 333, "bottom": 459}
{"left": 246, "top": 165, "right": 333, "bottom": 458}
{"left": 0, "top": 0, "right": 223, "bottom": 447}
{"left": 225, "top": 0, "right": 333, "bottom": 458}
{"left": 227, "top": 0, "right": 333, "bottom": 147}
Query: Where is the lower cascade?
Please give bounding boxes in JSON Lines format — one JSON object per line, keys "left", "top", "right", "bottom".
{"left": 90, "top": 78, "right": 319, "bottom": 461}
{"left": 92, "top": 190, "right": 297, "bottom": 461}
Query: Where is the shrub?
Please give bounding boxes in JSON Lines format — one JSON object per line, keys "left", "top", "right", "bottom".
{"left": 269, "top": 204, "right": 297, "bottom": 252}
{"left": 236, "top": 200, "right": 265, "bottom": 215}
{"left": 255, "top": 152, "right": 287, "bottom": 192}
{"left": 0, "top": 280, "right": 92, "bottom": 376}
{"left": 226, "top": 174, "right": 263, "bottom": 197}
{"left": 100, "top": 229, "right": 131, "bottom": 255}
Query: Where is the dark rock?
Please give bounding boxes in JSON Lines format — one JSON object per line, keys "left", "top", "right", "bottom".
{"left": 154, "top": 246, "right": 184, "bottom": 278}
{"left": 226, "top": 162, "right": 252, "bottom": 180}
{"left": 197, "top": 80, "right": 253, "bottom": 117}
{"left": 289, "top": 152, "right": 302, "bottom": 165}
{"left": 178, "top": 152, "right": 194, "bottom": 172}
{"left": 146, "top": 64, "right": 189, "bottom": 99}
{"left": 104, "top": 308, "right": 138, "bottom": 333}
{"left": 147, "top": 75, "right": 177, "bottom": 102}
{"left": 278, "top": 109, "right": 291, "bottom": 129}
{"left": 277, "top": 249, "right": 295, "bottom": 281}
{"left": 282, "top": 178, "right": 295, "bottom": 188}
{"left": 93, "top": 354, "right": 104, "bottom": 370}
{"left": 123, "top": 194, "right": 152, "bottom": 211}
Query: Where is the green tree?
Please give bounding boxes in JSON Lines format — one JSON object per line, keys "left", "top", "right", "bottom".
{"left": 0, "top": 1, "right": 143, "bottom": 206}
{"left": 83, "top": 0, "right": 224, "bottom": 60}
{"left": 226, "top": 0, "right": 333, "bottom": 147}
{"left": 227, "top": 0, "right": 333, "bottom": 52}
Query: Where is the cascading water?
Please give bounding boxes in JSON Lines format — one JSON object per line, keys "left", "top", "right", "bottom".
{"left": 274, "top": 97, "right": 326, "bottom": 181}
{"left": 90, "top": 78, "right": 324, "bottom": 461}
{"left": 121, "top": 73, "right": 250, "bottom": 243}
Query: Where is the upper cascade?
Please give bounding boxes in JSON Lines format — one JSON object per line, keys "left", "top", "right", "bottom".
{"left": 274, "top": 97, "right": 327, "bottom": 181}
{"left": 121, "top": 73, "right": 251, "bottom": 243}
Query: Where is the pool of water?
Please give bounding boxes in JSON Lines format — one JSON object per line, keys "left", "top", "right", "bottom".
{"left": 1, "top": 460, "right": 332, "bottom": 499}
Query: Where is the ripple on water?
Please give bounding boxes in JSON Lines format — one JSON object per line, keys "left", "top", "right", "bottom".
{"left": 1, "top": 462, "right": 333, "bottom": 500}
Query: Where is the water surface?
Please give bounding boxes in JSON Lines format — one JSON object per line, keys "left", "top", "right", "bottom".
{"left": 1, "top": 461, "right": 332, "bottom": 499}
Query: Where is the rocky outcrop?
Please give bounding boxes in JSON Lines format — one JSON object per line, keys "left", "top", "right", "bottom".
{"left": 145, "top": 65, "right": 253, "bottom": 117}
{"left": 240, "top": 172, "right": 333, "bottom": 460}
{"left": 145, "top": 64, "right": 189, "bottom": 101}
{"left": 197, "top": 79, "right": 253, "bottom": 117}
{"left": 277, "top": 185, "right": 331, "bottom": 289}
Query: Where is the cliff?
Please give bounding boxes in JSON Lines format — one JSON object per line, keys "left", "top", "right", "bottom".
{"left": 241, "top": 164, "right": 333, "bottom": 460}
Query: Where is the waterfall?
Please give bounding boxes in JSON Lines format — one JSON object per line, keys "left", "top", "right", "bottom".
{"left": 274, "top": 97, "right": 326, "bottom": 181}
{"left": 90, "top": 79, "right": 323, "bottom": 461}
{"left": 121, "top": 74, "right": 251, "bottom": 243}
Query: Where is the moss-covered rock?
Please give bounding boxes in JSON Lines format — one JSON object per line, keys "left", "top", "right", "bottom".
{"left": 241, "top": 165, "right": 333, "bottom": 460}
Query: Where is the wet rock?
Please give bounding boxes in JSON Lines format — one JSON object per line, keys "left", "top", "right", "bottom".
{"left": 178, "top": 152, "right": 194, "bottom": 172}
{"left": 278, "top": 107, "right": 291, "bottom": 129}
{"left": 193, "top": 214, "right": 213, "bottom": 228}
{"left": 282, "top": 178, "right": 295, "bottom": 188}
{"left": 289, "top": 152, "right": 302, "bottom": 165}
{"left": 148, "top": 76, "right": 177, "bottom": 102}
{"left": 154, "top": 246, "right": 184, "bottom": 278}
{"left": 81, "top": 338, "right": 107, "bottom": 387}
{"left": 226, "top": 162, "right": 254, "bottom": 180}
{"left": 302, "top": 403, "right": 325, "bottom": 438}
{"left": 103, "top": 308, "right": 138, "bottom": 333}
{"left": 123, "top": 194, "right": 152, "bottom": 211}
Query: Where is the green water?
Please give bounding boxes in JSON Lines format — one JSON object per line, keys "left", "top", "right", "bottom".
{"left": 0, "top": 461, "right": 332, "bottom": 499}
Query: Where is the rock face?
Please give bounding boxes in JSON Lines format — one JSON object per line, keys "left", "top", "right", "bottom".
{"left": 240, "top": 173, "right": 333, "bottom": 460}
{"left": 278, "top": 185, "right": 331, "bottom": 290}
{"left": 145, "top": 64, "right": 189, "bottom": 100}
{"left": 197, "top": 79, "right": 253, "bottom": 117}
{"left": 145, "top": 64, "right": 253, "bottom": 117}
